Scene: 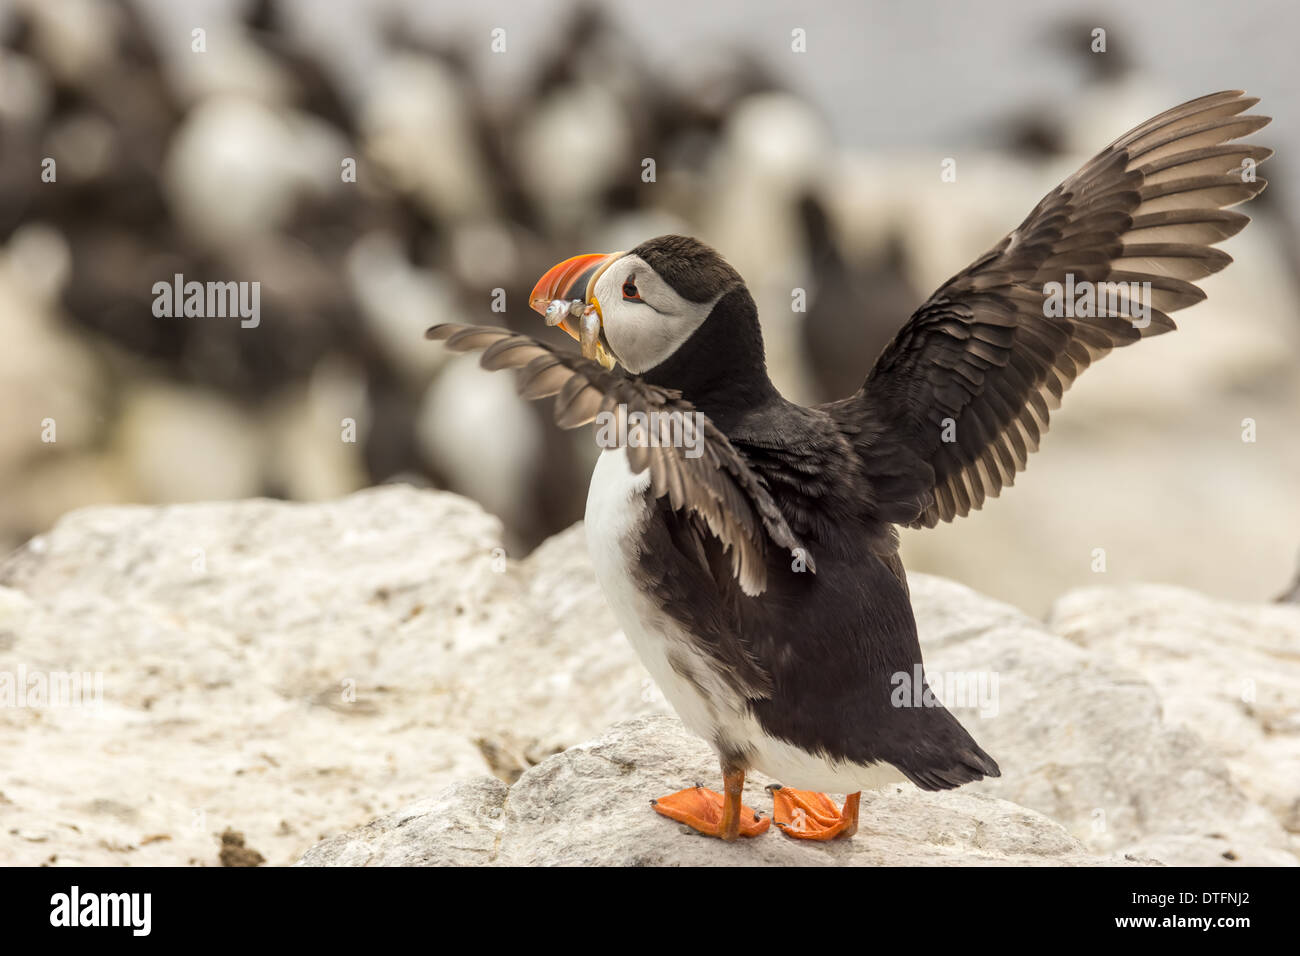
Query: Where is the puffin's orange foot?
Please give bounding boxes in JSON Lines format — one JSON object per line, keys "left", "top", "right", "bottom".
{"left": 651, "top": 784, "right": 770, "bottom": 839}
{"left": 770, "top": 786, "right": 860, "bottom": 840}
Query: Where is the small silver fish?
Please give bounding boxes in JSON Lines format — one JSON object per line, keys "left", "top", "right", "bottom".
{"left": 579, "top": 304, "right": 616, "bottom": 369}
{"left": 543, "top": 298, "right": 585, "bottom": 328}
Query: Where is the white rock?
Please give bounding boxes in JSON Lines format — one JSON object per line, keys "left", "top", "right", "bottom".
{"left": 911, "top": 574, "right": 1295, "bottom": 866}
{"left": 0, "top": 487, "right": 648, "bottom": 866}
{"left": 300, "top": 715, "right": 1139, "bottom": 867}
{"left": 1, "top": 487, "right": 1293, "bottom": 866}
{"left": 1048, "top": 584, "right": 1300, "bottom": 840}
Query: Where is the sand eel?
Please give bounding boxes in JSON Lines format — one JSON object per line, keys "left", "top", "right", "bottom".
{"left": 427, "top": 91, "right": 1269, "bottom": 840}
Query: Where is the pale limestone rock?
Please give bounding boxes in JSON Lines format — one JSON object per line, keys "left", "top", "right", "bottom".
{"left": 1, "top": 486, "right": 1293, "bottom": 867}
{"left": 300, "top": 715, "right": 1139, "bottom": 867}
{"left": 1048, "top": 584, "right": 1300, "bottom": 843}
{"left": 911, "top": 574, "right": 1295, "bottom": 866}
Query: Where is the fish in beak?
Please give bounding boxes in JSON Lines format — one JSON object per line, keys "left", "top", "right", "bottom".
{"left": 529, "top": 252, "right": 624, "bottom": 369}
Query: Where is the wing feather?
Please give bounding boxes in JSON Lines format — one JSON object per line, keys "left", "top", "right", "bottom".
{"left": 426, "top": 324, "right": 810, "bottom": 593}
{"left": 822, "top": 91, "right": 1270, "bottom": 527}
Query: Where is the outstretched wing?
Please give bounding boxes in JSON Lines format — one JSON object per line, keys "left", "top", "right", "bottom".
{"left": 824, "top": 90, "right": 1270, "bottom": 528}
{"left": 426, "top": 324, "right": 810, "bottom": 594}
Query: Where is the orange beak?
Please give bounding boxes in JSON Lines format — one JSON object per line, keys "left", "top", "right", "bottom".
{"left": 528, "top": 252, "right": 622, "bottom": 341}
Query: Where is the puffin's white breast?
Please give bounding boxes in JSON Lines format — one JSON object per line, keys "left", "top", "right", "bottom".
{"left": 584, "top": 448, "right": 745, "bottom": 742}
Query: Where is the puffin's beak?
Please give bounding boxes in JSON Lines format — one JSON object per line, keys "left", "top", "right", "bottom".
{"left": 529, "top": 252, "right": 623, "bottom": 368}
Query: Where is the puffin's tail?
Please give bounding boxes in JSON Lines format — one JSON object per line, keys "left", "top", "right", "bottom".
{"left": 903, "top": 744, "right": 1000, "bottom": 791}
{"left": 894, "top": 708, "right": 1001, "bottom": 792}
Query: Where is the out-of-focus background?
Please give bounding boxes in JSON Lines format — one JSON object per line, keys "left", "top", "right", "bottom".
{"left": 2, "top": 0, "right": 1297, "bottom": 615}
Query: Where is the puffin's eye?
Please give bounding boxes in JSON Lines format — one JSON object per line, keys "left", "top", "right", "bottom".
{"left": 622, "top": 279, "right": 640, "bottom": 301}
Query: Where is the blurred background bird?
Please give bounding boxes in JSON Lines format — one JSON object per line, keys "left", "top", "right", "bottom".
{"left": 1, "top": 0, "right": 1298, "bottom": 613}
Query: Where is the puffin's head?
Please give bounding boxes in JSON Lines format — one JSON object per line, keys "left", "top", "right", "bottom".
{"left": 529, "top": 235, "right": 762, "bottom": 380}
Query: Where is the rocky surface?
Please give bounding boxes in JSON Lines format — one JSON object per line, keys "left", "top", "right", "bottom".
{"left": 915, "top": 578, "right": 1296, "bottom": 866}
{"left": 0, "top": 485, "right": 647, "bottom": 866}
{"left": 0, "top": 486, "right": 1295, "bottom": 866}
{"left": 298, "top": 715, "right": 1142, "bottom": 867}
{"left": 1048, "top": 585, "right": 1300, "bottom": 837}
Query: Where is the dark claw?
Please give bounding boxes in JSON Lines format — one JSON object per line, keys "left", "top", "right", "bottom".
{"left": 765, "top": 783, "right": 783, "bottom": 792}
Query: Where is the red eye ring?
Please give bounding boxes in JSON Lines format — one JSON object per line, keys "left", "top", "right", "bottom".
{"left": 622, "top": 279, "right": 640, "bottom": 300}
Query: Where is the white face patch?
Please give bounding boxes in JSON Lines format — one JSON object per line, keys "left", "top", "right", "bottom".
{"left": 592, "top": 254, "right": 723, "bottom": 374}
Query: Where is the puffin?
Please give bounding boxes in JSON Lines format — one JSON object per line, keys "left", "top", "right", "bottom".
{"left": 427, "top": 90, "right": 1269, "bottom": 841}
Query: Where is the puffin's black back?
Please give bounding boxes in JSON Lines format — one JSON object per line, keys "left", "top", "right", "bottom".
{"left": 637, "top": 486, "right": 1000, "bottom": 789}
